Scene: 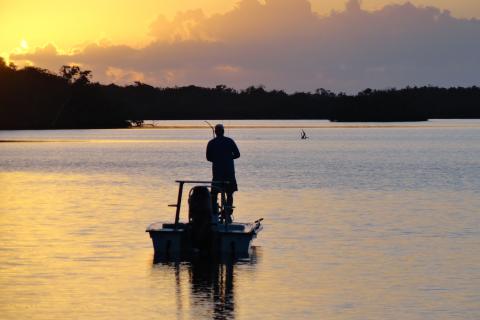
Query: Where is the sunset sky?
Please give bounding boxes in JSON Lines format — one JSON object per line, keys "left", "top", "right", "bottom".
{"left": 2, "top": 0, "right": 479, "bottom": 92}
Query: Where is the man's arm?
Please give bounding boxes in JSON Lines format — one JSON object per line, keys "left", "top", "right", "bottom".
{"left": 206, "top": 140, "right": 213, "bottom": 162}
{"left": 231, "top": 140, "right": 240, "bottom": 159}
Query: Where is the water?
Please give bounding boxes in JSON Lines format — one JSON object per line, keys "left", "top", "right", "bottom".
{"left": 1, "top": 120, "right": 479, "bottom": 319}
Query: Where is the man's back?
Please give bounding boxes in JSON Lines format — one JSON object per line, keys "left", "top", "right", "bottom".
{"left": 206, "top": 136, "right": 240, "bottom": 181}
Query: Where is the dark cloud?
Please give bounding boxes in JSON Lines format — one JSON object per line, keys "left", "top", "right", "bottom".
{"left": 10, "top": 0, "right": 480, "bottom": 92}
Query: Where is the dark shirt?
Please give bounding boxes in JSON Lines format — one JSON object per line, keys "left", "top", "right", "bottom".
{"left": 206, "top": 136, "right": 240, "bottom": 184}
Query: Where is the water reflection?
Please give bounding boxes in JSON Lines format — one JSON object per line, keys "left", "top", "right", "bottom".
{"left": 2, "top": 122, "right": 479, "bottom": 319}
{"left": 152, "top": 248, "right": 259, "bottom": 320}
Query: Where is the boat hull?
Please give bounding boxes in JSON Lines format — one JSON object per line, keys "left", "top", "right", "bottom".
{"left": 147, "top": 222, "right": 262, "bottom": 259}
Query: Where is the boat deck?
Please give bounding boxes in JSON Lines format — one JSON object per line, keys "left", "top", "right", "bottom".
{"left": 146, "top": 222, "right": 257, "bottom": 233}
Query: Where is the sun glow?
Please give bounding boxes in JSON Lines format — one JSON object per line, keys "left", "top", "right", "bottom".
{"left": 20, "top": 39, "right": 29, "bottom": 50}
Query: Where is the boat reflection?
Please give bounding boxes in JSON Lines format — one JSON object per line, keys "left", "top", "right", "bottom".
{"left": 152, "top": 247, "right": 259, "bottom": 320}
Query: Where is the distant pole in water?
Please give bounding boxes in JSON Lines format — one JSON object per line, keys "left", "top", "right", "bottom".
{"left": 204, "top": 121, "right": 215, "bottom": 138}
{"left": 301, "top": 129, "right": 309, "bottom": 140}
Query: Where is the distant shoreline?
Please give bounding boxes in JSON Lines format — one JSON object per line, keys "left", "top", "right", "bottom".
{"left": 4, "top": 119, "right": 480, "bottom": 134}
{"left": 2, "top": 63, "right": 479, "bottom": 130}
{"left": 128, "top": 123, "right": 432, "bottom": 129}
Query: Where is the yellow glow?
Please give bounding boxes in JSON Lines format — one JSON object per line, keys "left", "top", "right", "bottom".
{"left": 0, "top": 0, "right": 238, "bottom": 56}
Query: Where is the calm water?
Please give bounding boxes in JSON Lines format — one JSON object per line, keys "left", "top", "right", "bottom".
{"left": 1, "top": 120, "right": 479, "bottom": 320}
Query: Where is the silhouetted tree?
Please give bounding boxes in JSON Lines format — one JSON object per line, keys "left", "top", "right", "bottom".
{"left": 59, "top": 65, "right": 92, "bottom": 85}
{"left": 1, "top": 64, "right": 480, "bottom": 130}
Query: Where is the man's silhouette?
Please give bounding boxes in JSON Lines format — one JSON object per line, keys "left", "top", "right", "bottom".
{"left": 206, "top": 124, "right": 240, "bottom": 220}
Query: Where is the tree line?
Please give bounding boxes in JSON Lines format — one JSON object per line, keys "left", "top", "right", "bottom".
{"left": 1, "top": 59, "right": 479, "bottom": 129}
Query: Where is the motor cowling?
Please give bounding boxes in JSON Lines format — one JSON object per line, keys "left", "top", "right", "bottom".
{"left": 188, "top": 186, "right": 213, "bottom": 251}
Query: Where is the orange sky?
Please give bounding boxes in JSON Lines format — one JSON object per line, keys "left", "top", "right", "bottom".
{"left": 2, "top": 0, "right": 479, "bottom": 92}
{"left": 1, "top": 0, "right": 479, "bottom": 58}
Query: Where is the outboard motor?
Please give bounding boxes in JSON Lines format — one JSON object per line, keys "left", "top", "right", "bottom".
{"left": 188, "top": 186, "right": 213, "bottom": 252}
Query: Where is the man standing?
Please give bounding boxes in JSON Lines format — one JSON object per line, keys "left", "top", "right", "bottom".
{"left": 206, "top": 124, "right": 240, "bottom": 220}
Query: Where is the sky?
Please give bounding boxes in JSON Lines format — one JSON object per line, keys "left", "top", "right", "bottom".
{"left": 1, "top": 0, "right": 480, "bottom": 92}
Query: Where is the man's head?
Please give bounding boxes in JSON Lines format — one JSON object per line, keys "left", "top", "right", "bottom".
{"left": 214, "top": 124, "right": 224, "bottom": 137}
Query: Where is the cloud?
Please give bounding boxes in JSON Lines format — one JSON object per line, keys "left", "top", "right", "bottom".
{"left": 149, "top": 9, "right": 212, "bottom": 42}
{"left": 9, "top": 0, "right": 480, "bottom": 92}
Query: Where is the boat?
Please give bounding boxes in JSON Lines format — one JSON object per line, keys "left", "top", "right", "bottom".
{"left": 146, "top": 180, "right": 263, "bottom": 260}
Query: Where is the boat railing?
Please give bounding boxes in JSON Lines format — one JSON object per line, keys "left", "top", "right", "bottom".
{"left": 171, "top": 180, "right": 231, "bottom": 230}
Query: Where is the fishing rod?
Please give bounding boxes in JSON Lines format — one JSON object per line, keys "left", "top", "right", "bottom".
{"left": 204, "top": 121, "right": 215, "bottom": 138}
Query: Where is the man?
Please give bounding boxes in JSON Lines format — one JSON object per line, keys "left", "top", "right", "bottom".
{"left": 206, "top": 124, "right": 240, "bottom": 220}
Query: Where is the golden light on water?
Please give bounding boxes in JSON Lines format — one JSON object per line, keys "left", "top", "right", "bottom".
{"left": 1, "top": 122, "right": 480, "bottom": 319}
